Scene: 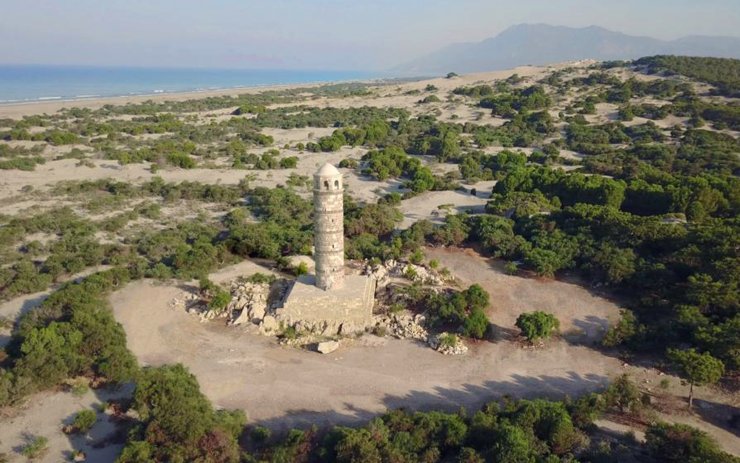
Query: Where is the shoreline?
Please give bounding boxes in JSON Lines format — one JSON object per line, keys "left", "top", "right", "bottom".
{"left": 0, "top": 78, "right": 379, "bottom": 105}
{"left": 0, "top": 64, "right": 561, "bottom": 120}
{"left": 0, "top": 77, "right": 402, "bottom": 119}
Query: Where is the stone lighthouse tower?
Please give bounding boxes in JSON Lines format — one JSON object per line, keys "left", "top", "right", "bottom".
{"left": 313, "top": 163, "right": 344, "bottom": 290}
{"left": 276, "top": 163, "right": 374, "bottom": 335}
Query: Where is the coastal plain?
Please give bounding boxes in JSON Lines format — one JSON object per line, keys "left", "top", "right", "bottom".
{"left": 1, "top": 60, "right": 739, "bottom": 461}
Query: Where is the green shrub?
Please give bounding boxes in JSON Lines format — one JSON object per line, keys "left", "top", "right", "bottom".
{"left": 603, "top": 374, "right": 643, "bottom": 415}
{"left": 645, "top": 422, "right": 737, "bottom": 463}
{"left": 338, "top": 158, "right": 358, "bottom": 169}
{"left": 251, "top": 425, "right": 272, "bottom": 444}
{"left": 71, "top": 409, "right": 97, "bottom": 434}
{"left": 166, "top": 152, "right": 196, "bottom": 168}
{"left": 515, "top": 311, "right": 560, "bottom": 343}
{"left": 419, "top": 95, "right": 441, "bottom": 104}
{"left": 199, "top": 278, "right": 232, "bottom": 313}
{"left": 20, "top": 436, "right": 48, "bottom": 460}
{"left": 120, "top": 364, "right": 243, "bottom": 462}
{"left": 69, "top": 379, "right": 89, "bottom": 397}
{"left": 463, "top": 308, "right": 489, "bottom": 339}
{"left": 439, "top": 333, "right": 459, "bottom": 349}
{"left": 281, "top": 325, "right": 298, "bottom": 340}
{"left": 294, "top": 262, "right": 309, "bottom": 276}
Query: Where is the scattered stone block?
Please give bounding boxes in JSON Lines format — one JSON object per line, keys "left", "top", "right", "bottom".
{"left": 317, "top": 340, "right": 340, "bottom": 354}
{"left": 260, "top": 315, "right": 278, "bottom": 334}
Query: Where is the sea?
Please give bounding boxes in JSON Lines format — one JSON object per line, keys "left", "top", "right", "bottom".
{"left": 0, "top": 65, "right": 379, "bottom": 104}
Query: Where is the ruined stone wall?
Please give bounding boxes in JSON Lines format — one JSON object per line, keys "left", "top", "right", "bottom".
{"left": 314, "top": 168, "right": 344, "bottom": 290}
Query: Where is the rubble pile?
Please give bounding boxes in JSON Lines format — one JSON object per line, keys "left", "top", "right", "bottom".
{"left": 428, "top": 332, "right": 469, "bottom": 355}
{"left": 365, "top": 259, "right": 445, "bottom": 287}
{"left": 227, "top": 281, "right": 270, "bottom": 326}
{"left": 373, "top": 312, "right": 428, "bottom": 341}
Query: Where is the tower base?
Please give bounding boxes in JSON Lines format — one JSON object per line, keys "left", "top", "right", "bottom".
{"left": 276, "top": 274, "right": 375, "bottom": 336}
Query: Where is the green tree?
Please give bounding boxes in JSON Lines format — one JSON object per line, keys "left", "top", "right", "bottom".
{"left": 488, "top": 423, "right": 535, "bottom": 463}
{"left": 603, "top": 374, "right": 643, "bottom": 414}
{"left": 667, "top": 349, "right": 724, "bottom": 407}
{"left": 515, "top": 311, "right": 560, "bottom": 343}
{"left": 464, "top": 284, "right": 490, "bottom": 311}
{"left": 645, "top": 422, "right": 738, "bottom": 463}
{"left": 123, "top": 364, "right": 243, "bottom": 462}
{"left": 14, "top": 322, "right": 84, "bottom": 391}
{"left": 333, "top": 427, "right": 383, "bottom": 463}
{"left": 464, "top": 309, "right": 489, "bottom": 339}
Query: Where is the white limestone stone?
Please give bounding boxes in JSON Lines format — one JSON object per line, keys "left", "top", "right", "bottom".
{"left": 314, "top": 163, "right": 344, "bottom": 291}
{"left": 259, "top": 315, "right": 278, "bottom": 334}
{"left": 317, "top": 340, "right": 340, "bottom": 354}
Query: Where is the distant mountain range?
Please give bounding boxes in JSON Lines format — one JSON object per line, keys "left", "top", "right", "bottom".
{"left": 394, "top": 24, "right": 740, "bottom": 75}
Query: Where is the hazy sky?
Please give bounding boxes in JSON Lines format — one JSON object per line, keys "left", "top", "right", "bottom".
{"left": 2, "top": 0, "right": 739, "bottom": 70}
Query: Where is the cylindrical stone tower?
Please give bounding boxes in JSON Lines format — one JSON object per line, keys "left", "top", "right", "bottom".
{"left": 313, "top": 163, "right": 344, "bottom": 290}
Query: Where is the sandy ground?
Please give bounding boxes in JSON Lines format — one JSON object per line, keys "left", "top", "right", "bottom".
{"left": 0, "top": 290, "right": 49, "bottom": 349}
{"left": 103, "top": 250, "right": 740, "bottom": 455}
{"left": 0, "top": 82, "right": 333, "bottom": 120}
{"left": 0, "top": 62, "right": 591, "bottom": 206}
{"left": 0, "top": 149, "right": 380, "bottom": 204}
{"left": 109, "top": 250, "right": 625, "bottom": 431}
{"left": 425, "top": 248, "right": 622, "bottom": 343}
{"left": 397, "top": 183, "right": 495, "bottom": 229}
{"left": 2, "top": 251, "right": 737, "bottom": 458}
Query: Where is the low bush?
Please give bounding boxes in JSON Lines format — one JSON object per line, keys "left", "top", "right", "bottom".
{"left": 515, "top": 311, "right": 560, "bottom": 343}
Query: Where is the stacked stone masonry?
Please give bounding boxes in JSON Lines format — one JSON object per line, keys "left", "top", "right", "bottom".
{"left": 313, "top": 163, "right": 345, "bottom": 291}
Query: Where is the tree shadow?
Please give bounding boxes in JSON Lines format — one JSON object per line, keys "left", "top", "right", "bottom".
{"left": 252, "top": 371, "right": 611, "bottom": 434}
{"left": 254, "top": 407, "right": 377, "bottom": 435}
{"left": 176, "top": 282, "right": 200, "bottom": 294}
{"left": 566, "top": 315, "right": 610, "bottom": 346}
{"left": 455, "top": 204, "right": 486, "bottom": 215}
{"left": 693, "top": 398, "right": 740, "bottom": 438}
{"left": 349, "top": 175, "right": 406, "bottom": 198}
{"left": 12, "top": 431, "right": 42, "bottom": 455}
{"left": 0, "top": 292, "right": 51, "bottom": 348}
{"left": 18, "top": 293, "right": 50, "bottom": 315}
{"left": 489, "top": 322, "right": 519, "bottom": 341}
{"left": 60, "top": 383, "right": 135, "bottom": 463}
{"left": 586, "top": 425, "right": 644, "bottom": 463}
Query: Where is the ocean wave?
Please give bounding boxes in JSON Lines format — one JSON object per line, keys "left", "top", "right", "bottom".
{"left": 75, "top": 94, "right": 100, "bottom": 98}
{"left": 38, "top": 96, "right": 62, "bottom": 100}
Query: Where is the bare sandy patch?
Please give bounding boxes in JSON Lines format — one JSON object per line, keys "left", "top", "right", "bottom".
{"left": 397, "top": 186, "right": 493, "bottom": 229}
{"left": 426, "top": 247, "right": 621, "bottom": 343}
{"left": 0, "top": 386, "right": 130, "bottom": 463}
